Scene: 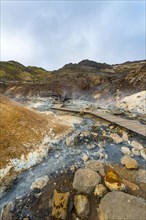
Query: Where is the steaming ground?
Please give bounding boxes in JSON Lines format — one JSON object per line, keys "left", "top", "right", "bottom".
{"left": 0, "top": 92, "right": 146, "bottom": 219}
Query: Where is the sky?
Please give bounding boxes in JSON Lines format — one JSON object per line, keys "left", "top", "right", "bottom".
{"left": 0, "top": 0, "right": 145, "bottom": 70}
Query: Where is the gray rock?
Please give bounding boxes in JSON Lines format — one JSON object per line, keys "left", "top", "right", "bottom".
{"left": 86, "top": 160, "right": 105, "bottom": 176}
{"left": 73, "top": 168, "right": 101, "bottom": 194}
{"left": 74, "top": 195, "right": 90, "bottom": 218}
{"left": 98, "top": 191, "right": 146, "bottom": 220}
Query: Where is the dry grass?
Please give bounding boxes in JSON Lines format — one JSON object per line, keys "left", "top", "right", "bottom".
{"left": 0, "top": 95, "right": 70, "bottom": 169}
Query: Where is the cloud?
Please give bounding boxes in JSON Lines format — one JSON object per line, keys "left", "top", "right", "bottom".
{"left": 1, "top": 0, "right": 145, "bottom": 70}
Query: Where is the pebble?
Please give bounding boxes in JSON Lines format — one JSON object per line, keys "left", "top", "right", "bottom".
{"left": 82, "top": 154, "right": 89, "bottom": 162}
{"left": 121, "top": 146, "right": 131, "bottom": 155}
{"left": 110, "top": 133, "right": 122, "bottom": 144}
{"left": 30, "top": 175, "right": 49, "bottom": 190}
{"left": 131, "top": 148, "right": 140, "bottom": 156}
{"left": 130, "top": 141, "right": 143, "bottom": 150}
{"left": 122, "top": 132, "right": 129, "bottom": 142}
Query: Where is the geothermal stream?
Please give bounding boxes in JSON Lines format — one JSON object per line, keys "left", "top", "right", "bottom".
{"left": 0, "top": 97, "right": 146, "bottom": 212}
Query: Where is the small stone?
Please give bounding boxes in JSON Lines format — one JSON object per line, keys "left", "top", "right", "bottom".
{"left": 82, "top": 154, "right": 89, "bottom": 162}
{"left": 104, "top": 170, "right": 125, "bottom": 191}
{"left": 131, "top": 148, "right": 140, "bottom": 156}
{"left": 121, "top": 146, "right": 131, "bottom": 155}
{"left": 30, "top": 175, "right": 49, "bottom": 190}
{"left": 94, "top": 184, "right": 108, "bottom": 197}
{"left": 110, "top": 133, "right": 122, "bottom": 144}
{"left": 74, "top": 195, "right": 90, "bottom": 218}
{"left": 86, "top": 160, "right": 105, "bottom": 177}
{"left": 66, "top": 135, "right": 75, "bottom": 147}
{"left": 121, "top": 155, "right": 138, "bottom": 169}
{"left": 122, "top": 132, "right": 129, "bottom": 142}
{"left": 140, "top": 148, "right": 146, "bottom": 160}
{"left": 98, "top": 141, "right": 105, "bottom": 148}
{"left": 73, "top": 168, "right": 101, "bottom": 194}
{"left": 130, "top": 141, "right": 143, "bottom": 150}
{"left": 52, "top": 190, "right": 70, "bottom": 220}
{"left": 98, "top": 191, "right": 146, "bottom": 220}
{"left": 87, "top": 144, "right": 96, "bottom": 149}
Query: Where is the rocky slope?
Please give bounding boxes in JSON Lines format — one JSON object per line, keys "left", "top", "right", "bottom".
{"left": 0, "top": 59, "right": 146, "bottom": 100}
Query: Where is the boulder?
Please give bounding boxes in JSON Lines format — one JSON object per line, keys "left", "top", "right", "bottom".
{"left": 110, "top": 133, "right": 122, "bottom": 144}
{"left": 73, "top": 168, "right": 101, "bottom": 194}
{"left": 98, "top": 191, "right": 146, "bottom": 220}
{"left": 52, "top": 190, "right": 70, "bottom": 220}
{"left": 74, "top": 195, "right": 90, "bottom": 218}
{"left": 94, "top": 184, "right": 108, "bottom": 197}
{"left": 121, "top": 155, "right": 138, "bottom": 169}
{"left": 104, "top": 170, "right": 125, "bottom": 191}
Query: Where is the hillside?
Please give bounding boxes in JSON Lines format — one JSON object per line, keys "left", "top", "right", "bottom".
{"left": 0, "top": 59, "right": 146, "bottom": 100}
{"left": 0, "top": 61, "right": 52, "bottom": 82}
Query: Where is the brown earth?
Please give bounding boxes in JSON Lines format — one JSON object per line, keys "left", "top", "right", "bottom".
{"left": 0, "top": 95, "right": 71, "bottom": 169}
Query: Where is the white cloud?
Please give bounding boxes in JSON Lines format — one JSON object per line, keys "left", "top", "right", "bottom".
{"left": 1, "top": 0, "right": 145, "bottom": 70}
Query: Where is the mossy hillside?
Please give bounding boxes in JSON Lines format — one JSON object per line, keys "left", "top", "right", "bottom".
{"left": 0, "top": 61, "right": 52, "bottom": 82}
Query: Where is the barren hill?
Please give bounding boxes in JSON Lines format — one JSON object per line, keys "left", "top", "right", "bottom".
{"left": 0, "top": 59, "right": 146, "bottom": 100}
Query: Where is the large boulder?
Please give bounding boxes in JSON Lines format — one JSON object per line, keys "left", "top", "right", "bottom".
{"left": 73, "top": 168, "right": 101, "bottom": 194}
{"left": 98, "top": 191, "right": 146, "bottom": 220}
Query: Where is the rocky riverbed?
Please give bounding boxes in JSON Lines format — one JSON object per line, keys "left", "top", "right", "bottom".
{"left": 0, "top": 95, "right": 146, "bottom": 220}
